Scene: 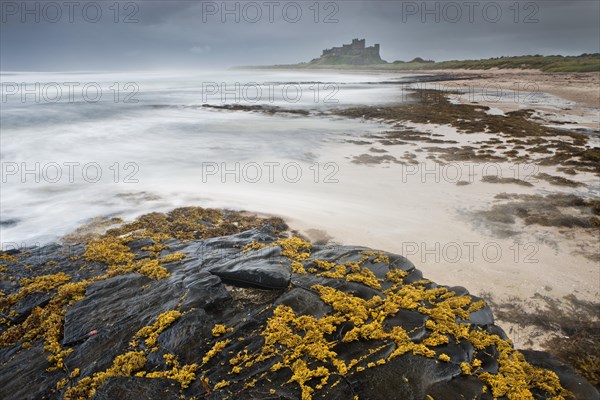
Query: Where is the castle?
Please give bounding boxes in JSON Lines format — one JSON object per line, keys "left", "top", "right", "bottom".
{"left": 313, "top": 38, "right": 385, "bottom": 65}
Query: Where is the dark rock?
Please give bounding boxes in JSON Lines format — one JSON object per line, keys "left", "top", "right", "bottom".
{"left": 92, "top": 377, "right": 181, "bottom": 400}
{"left": 63, "top": 264, "right": 230, "bottom": 348}
{"left": 475, "top": 345, "right": 500, "bottom": 374}
{"left": 383, "top": 309, "right": 429, "bottom": 341}
{"left": 0, "top": 342, "right": 58, "bottom": 400}
{"left": 179, "top": 227, "right": 276, "bottom": 271}
{"left": 12, "top": 292, "right": 51, "bottom": 323}
{"left": 350, "top": 353, "right": 460, "bottom": 399}
{"left": 274, "top": 287, "right": 332, "bottom": 318}
{"left": 463, "top": 303, "right": 495, "bottom": 326}
{"left": 128, "top": 238, "right": 158, "bottom": 260}
{"left": 209, "top": 247, "right": 291, "bottom": 289}
{"left": 521, "top": 350, "right": 599, "bottom": 400}
{"left": 62, "top": 273, "right": 178, "bottom": 346}
{"left": 485, "top": 324, "right": 509, "bottom": 341}
{"left": 151, "top": 310, "right": 214, "bottom": 364}
{"left": 180, "top": 271, "right": 230, "bottom": 310}
{"left": 127, "top": 237, "right": 156, "bottom": 252}
{"left": 447, "top": 286, "right": 469, "bottom": 297}
{"left": 0, "top": 280, "right": 13, "bottom": 293}
{"left": 426, "top": 375, "right": 493, "bottom": 399}
{"left": 434, "top": 340, "right": 474, "bottom": 365}
{"left": 66, "top": 324, "right": 139, "bottom": 379}
{"left": 0, "top": 227, "right": 594, "bottom": 400}
{"left": 402, "top": 268, "right": 424, "bottom": 284}
{"left": 315, "top": 375, "right": 356, "bottom": 399}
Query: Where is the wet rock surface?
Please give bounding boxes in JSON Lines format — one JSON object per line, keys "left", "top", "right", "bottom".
{"left": 92, "top": 377, "right": 181, "bottom": 400}
{"left": 209, "top": 246, "right": 291, "bottom": 289}
{"left": 1, "top": 225, "right": 598, "bottom": 400}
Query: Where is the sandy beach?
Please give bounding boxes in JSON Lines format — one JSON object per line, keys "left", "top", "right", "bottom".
{"left": 417, "top": 69, "right": 600, "bottom": 129}
{"left": 268, "top": 68, "right": 600, "bottom": 350}
{"left": 416, "top": 69, "right": 600, "bottom": 106}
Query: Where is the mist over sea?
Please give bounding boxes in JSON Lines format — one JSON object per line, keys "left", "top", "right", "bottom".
{"left": 1, "top": 70, "right": 417, "bottom": 244}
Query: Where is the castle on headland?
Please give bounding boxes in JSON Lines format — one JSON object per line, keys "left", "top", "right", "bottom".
{"left": 311, "top": 38, "right": 386, "bottom": 65}
{"left": 322, "top": 39, "right": 380, "bottom": 58}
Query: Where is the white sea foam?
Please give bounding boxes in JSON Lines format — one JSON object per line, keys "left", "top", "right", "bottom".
{"left": 0, "top": 70, "right": 405, "bottom": 242}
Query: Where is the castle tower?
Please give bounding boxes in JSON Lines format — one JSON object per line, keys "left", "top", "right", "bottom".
{"left": 315, "top": 39, "right": 385, "bottom": 65}
{"left": 351, "top": 39, "right": 366, "bottom": 49}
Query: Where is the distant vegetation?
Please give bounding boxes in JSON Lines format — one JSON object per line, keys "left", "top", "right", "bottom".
{"left": 394, "top": 57, "right": 435, "bottom": 64}
{"left": 247, "top": 54, "right": 600, "bottom": 73}
{"left": 399, "top": 54, "right": 600, "bottom": 72}
{"left": 307, "top": 54, "right": 385, "bottom": 66}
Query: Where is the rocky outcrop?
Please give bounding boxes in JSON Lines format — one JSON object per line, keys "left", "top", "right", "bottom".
{"left": 0, "top": 213, "right": 598, "bottom": 400}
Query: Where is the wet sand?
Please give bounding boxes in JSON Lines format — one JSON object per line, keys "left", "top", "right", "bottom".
{"left": 276, "top": 71, "right": 600, "bottom": 350}
{"left": 416, "top": 69, "right": 600, "bottom": 130}
{"left": 424, "top": 69, "right": 600, "bottom": 108}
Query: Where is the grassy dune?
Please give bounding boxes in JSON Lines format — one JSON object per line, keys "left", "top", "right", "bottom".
{"left": 243, "top": 54, "right": 600, "bottom": 73}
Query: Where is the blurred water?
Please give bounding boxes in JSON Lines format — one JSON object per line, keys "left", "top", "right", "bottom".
{"left": 0, "top": 70, "right": 415, "bottom": 243}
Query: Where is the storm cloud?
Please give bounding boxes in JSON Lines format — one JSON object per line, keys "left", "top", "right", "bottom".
{"left": 1, "top": 0, "right": 598, "bottom": 71}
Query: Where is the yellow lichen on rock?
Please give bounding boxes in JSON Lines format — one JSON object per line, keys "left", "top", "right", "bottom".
{"left": 243, "top": 241, "right": 267, "bottom": 252}
{"left": 290, "top": 261, "right": 307, "bottom": 274}
{"left": 131, "top": 259, "right": 170, "bottom": 280}
{"left": 229, "top": 349, "right": 251, "bottom": 368}
{"left": 385, "top": 269, "right": 408, "bottom": 284}
{"left": 19, "top": 272, "right": 72, "bottom": 296}
{"left": 1, "top": 213, "right": 573, "bottom": 399}
{"left": 270, "top": 237, "right": 313, "bottom": 274}
{"left": 67, "top": 311, "right": 198, "bottom": 398}
{"left": 0, "top": 252, "right": 18, "bottom": 268}
{"left": 84, "top": 237, "right": 135, "bottom": 265}
{"left": 288, "top": 359, "right": 329, "bottom": 400}
{"left": 212, "top": 324, "right": 234, "bottom": 337}
{"left": 56, "top": 377, "right": 69, "bottom": 390}
{"left": 202, "top": 339, "right": 231, "bottom": 365}
{"left": 132, "top": 310, "right": 182, "bottom": 351}
{"left": 276, "top": 237, "right": 312, "bottom": 262}
{"left": 141, "top": 353, "right": 198, "bottom": 389}
{"left": 312, "top": 285, "right": 369, "bottom": 325}
{"left": 313, "top": 256, "right": 382, "bottom": 289}
{"left": 213, "top": 380, "right": 230, "bottom": 390}
{"left": 249, "top": 305, "right": 345, "bottom": 398}
{"left": 64, "top": 351, "right": 147, "bottom": 400}
{"left": 104, "top": 256, "right": 170, "bottom": 281}
{"left": 316, "top": 264, "right": 346, "bottom": 279}
{"left": 0, "top": 277, "right": 89, "bottom": 371}
{"left": 0, "top": 272, "right": 72, "bottom": 312}
{"left": 345, "top": 266, "right": 381, "bottom": 289}
{"left": 86, "top": 235, "right": 173, "bottom": 281}
{"left": 360, "top": 251, "right": 390, "bottom": 265}
{"left": 158, "top": 252, "right": 186, "bottom": 264}
{"left": 474, "top": 339, "right": 569, "bottom": 400}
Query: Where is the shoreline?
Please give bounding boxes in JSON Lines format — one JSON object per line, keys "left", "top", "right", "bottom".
{"left": 2, "top": 69, "right": 598, "bottom": 362}
{"left": 236, "top": 66, "right": 600, "bottom": 109}
{"left": 424, "top": 69, "right": 600, "bottom": 119}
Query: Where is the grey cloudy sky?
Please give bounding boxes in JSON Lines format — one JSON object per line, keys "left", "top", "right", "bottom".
{"left": 1, "top": 0, "right": 599, "bottom": 71}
